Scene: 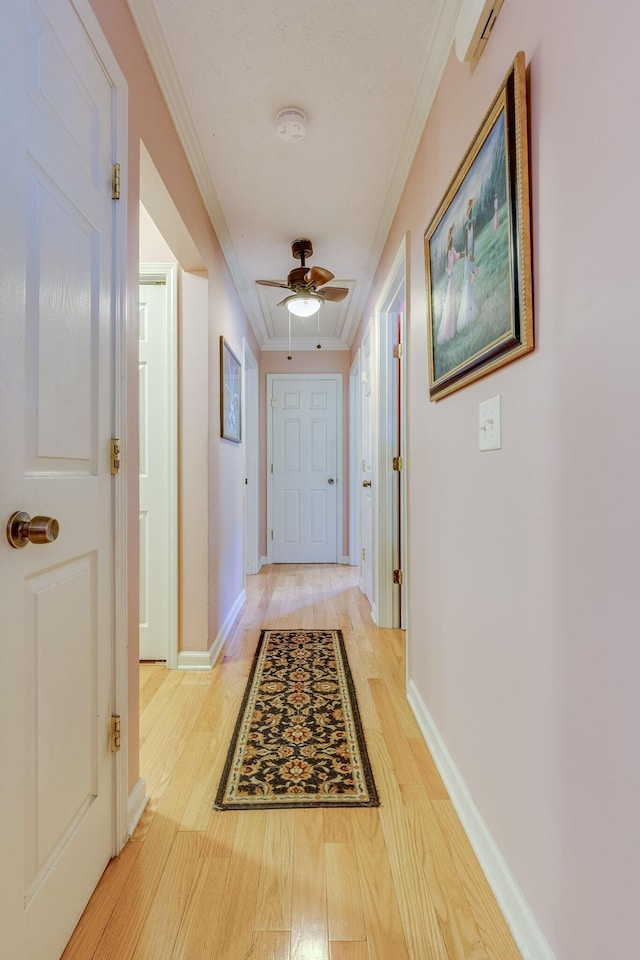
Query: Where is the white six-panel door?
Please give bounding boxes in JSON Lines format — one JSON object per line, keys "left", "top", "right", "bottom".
{"left": 269, "top": 376, "right": 340, "bottom": 563}
{"left": 0, "top": 2, "right": 121, "bottom": 957}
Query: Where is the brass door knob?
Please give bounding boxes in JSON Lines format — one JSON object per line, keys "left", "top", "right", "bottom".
{"left": 6, "top": 511, "right": 59, "bottom": 549}
{"left": 362, "top": 480, "right": 372, "bottom": 487}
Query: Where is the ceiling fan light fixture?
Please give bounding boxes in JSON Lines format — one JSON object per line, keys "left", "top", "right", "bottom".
{"left": 284, "top": 293, "right": 323, "bottom": 318}
{"left": 275, "top": 107, "right": 307, "bottom": 142}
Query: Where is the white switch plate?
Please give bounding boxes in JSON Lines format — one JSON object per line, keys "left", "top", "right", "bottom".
{"left": 479, "top": 395, "right": 501, "bottom": 450}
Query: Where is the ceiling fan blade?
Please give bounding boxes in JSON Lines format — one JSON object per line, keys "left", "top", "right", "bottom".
{"left": 256, "top": 279, "right": 290, "bottom": 289}
{"left": 304, "top": 266, "right": 334, "bottom": 287}
{"left": 317, "top": 286, "right": 349, "bottom": 303}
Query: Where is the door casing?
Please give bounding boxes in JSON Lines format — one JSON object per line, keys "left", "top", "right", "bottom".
{"left": 372, "top": 236, "right": 408, "bottom": 629}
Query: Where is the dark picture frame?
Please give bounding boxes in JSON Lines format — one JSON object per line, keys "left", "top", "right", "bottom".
{"left": 220, "top": 336, "right": 242, "bottom": 442}
{"left": 424, "top": 52, "right": 533, "bottom": 400}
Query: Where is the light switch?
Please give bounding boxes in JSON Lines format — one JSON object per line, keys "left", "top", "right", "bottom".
{"left": 479, "top": 395, "right": 501, "bottom": 451}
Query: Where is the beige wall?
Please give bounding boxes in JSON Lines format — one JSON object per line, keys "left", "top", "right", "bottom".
{"left": 353, "top": 1, "right": 640, "bottom": 956}
{"left": 90, "top": 0, "right": 259, "bottom": 789}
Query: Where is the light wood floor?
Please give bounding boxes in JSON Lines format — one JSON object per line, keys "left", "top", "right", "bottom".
{"left": 63, "top": 564, "right": 521, "bottom": 960}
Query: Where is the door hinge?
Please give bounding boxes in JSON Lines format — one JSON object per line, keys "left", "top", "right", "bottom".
{"left": 271, "top": 396, "right": 277, "bottom": 407}
{"left": 392, "top": 569, "right": 404, "bottom": 585}
{"left": 112, "top": 163, "right": 121, "bottom": 200}
{"left": 110, "top": 715, "right": 121, "bottom": 752}
{"left": 392, "top": 456, "right": 403, "bottom": 471}
{"left": 362, "top": 547, "right": 366, "bottom": 561}
{"left": 271, "top": 530, "right": 274, "bottom": 540}
{"left": 270, "top": 463, "right": 274, "bottom": 474}
{"left": 111, "top": 438, "right": 121, "bottom": 475}
{"left": 393, "top": 342, "right": 403, "bottom": 359}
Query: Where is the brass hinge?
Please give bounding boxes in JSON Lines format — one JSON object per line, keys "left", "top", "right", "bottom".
{"left": 392, "top": 456, "right": 403, "bottom": 471}
{"left": 111, "top": 438, "right": 121, "bottom": 475}
{"left": 392, "top": 569, "right": 404, "bottom": 585}
{"left": 393, "top": 342, "right": 403, "bottom": 359}
{"left": 111, "top": 163, "right": 121, "bottom": 200}
{"left": 110, "top": 715, "right": 121, "bottom": 752}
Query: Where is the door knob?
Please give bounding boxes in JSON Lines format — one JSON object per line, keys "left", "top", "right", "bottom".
{"left": 327, "top": 478, "right": 335, "bottom": 485}
{"left": 6, "top": 511, "right": 59, "bottom": 549}
{"left": 362, "top": 480, "right": 372, "bottom": 487}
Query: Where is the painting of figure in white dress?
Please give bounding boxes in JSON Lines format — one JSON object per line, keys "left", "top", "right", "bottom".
{"left": 424, "top": 53, "right": 533, "bottom": 399}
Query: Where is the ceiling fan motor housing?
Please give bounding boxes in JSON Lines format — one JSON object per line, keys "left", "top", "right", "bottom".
{"left": 287, "top": 266, "right": 310, "bottom": 288}
{"left": 291, "top": 238, "right": 313, "bottom": 262}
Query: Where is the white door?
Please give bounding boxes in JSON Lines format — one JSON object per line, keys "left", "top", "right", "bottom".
{"left": 139, "top": 270, "right": 177, "bottom": 662}
{"left": 270, "top": 377, "right": 339, "bottom": 563}
{"left": 0, "top": 2, "right": 119, "bottom": 957}
{"left": 360, "top": 329, "right": 374, "bottom": 606}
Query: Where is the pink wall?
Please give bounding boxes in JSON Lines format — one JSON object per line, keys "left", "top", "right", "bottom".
{"left": 353, "top": 1, "right": 640, "bottom": 956}
{"left": 90, "top": 0, "right": 258, "bottom": 789}
{"left": 259, "top": 351, "right": 352, "bottom": 560}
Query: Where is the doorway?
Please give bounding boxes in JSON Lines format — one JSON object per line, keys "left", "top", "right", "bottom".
{"left": 138, "top": 263, "right": 178, "bottom": 665}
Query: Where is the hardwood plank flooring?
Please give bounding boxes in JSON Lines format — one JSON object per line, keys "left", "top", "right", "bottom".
{"left": 63, "top": 564, "right": 522, "bottom": 960}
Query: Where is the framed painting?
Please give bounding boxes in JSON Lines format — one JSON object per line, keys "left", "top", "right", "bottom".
{"left": 220, "top": 336, "right": 242, "bottom": 442}
{"left": 424, "top": 51, "right": 533, "bottom": 400}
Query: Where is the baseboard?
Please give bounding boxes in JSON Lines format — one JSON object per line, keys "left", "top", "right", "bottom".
{"left": 177, "top": 648, "right": 214, "bottom": 670}
{"left": 178, "top": 588, "right": 247, "bottom": 670}
{"left": 407, "top": 679, "right": 557, "bottom": 960}
{"left": 127, "top": 777, "right": 148, "bottom": 837}
{"left": 340, "top": 555, "right": 351, "bottom": 565}
{"left": 260, "top": 555, "right": 270, "bottom": 567}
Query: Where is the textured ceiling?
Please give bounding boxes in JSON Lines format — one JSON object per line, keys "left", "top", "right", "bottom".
{"left": 127, "top": 0, "right": 461, "bottom": 350}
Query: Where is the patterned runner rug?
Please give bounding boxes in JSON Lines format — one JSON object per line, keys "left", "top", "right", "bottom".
{"left": 214, "top": 629, "right": 379, "bottom": 809}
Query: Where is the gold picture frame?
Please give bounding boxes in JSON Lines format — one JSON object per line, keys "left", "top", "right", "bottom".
{"left": 220, "top": 336, "right": 242, "bottom": 442}
{"left": 425, "top": 52, "right": 533, "bottom": 400}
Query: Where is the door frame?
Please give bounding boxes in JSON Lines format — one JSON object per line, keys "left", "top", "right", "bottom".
{"left": 138, "top": 262, "right": 178, "bottom": 668}
{"left": 80, "top": 0, "right": 130, "bottom": 858}
{"left": 266, "top": 373, "right": 343, "bottom": 565}
{"left": 349, "top": 353, "right": 361, "bottom": 567}
{"left": 373, "top": 236, "right": 408, "bottom": 629}
{"left": 243, "top": 339, "right": 260, "bottom": 575}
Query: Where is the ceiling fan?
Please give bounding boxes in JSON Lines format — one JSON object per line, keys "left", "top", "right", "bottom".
{"left": 256, "top": 238, "right": 349, "bottom": 317}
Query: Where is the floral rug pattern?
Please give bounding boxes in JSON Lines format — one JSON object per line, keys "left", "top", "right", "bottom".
{"left": 214, "top": 629, "right": 379, "bottom": 809}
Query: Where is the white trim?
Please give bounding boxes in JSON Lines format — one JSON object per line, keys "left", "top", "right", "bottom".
{"left": 73, "top": 0, "right": 130, "bottom": 859}
{"left": 349, "top": 352, "right": 361, "bottom": 567}
{"left": 139, "top": 262, "right": 179, "bottom": 669}
{"left": 266, "top": 373, "right": 343, "bottom": 565}
{"left": 340, "top": 555, "right": 351, "bottom": 565}
{"left": 178, "top": 588, "right": 247, "bottom": 670}
{"left": 127, "top": 778, "right": 148, "bottom": 837}
{"left": 259, "top": 555, "right": 269, "bottom": 568}
{"left": 373, "top": 236, "right": 408, "bottom": 628}
{"left": 407, "top": 680, "right": 558, "bottom": 960}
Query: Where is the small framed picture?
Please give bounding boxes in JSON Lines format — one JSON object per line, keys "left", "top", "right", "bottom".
{"left": 220, "top": 336, "right": 242, "bottom": 442}
{"left": 425, "top": 52, "right": 533, "bottom": 400}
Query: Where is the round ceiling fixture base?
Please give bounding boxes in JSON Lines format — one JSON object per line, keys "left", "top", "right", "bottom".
{"left": 275, "top": 107, "right": 307, "bottom": 142}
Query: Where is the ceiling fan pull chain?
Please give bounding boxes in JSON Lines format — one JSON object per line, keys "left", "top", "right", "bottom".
{"left": 287, "top": 311, "right": 292, "bottom": 360}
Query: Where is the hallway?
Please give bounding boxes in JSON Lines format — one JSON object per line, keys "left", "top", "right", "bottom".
{"left": 62, "top": 565, "right": 521, "bottom": 960}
